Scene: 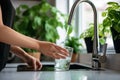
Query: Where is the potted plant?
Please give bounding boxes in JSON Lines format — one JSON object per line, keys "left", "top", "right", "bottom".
{"left": 13, "top": 0, "right": 67, "bottom": 59}
{"left": 80, "top": 23, "right": 110, "bottom": 53}
{"left": 65, "top": 36, "right": 82, "bottom": 62}
{"left": 102, "top": 2, "right": 120, "bottom": 53}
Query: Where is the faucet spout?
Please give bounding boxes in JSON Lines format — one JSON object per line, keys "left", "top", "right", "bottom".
{"left": 67, "top": 0, "right": 99, "bottom": 69}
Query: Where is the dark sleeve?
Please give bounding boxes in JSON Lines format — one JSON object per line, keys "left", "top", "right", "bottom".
{"left": 0, "top": 0, "right": 16, "bottom": 71}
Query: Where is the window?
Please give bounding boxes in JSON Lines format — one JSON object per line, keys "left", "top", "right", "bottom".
{"left": 56, "top": 0, "right": 120, "bottom": 53}
{"left": 78, "top": 0, "right": 120, "bottom": 53}
{"left": 69, "top": 0, "right": 118, "bottom": 52}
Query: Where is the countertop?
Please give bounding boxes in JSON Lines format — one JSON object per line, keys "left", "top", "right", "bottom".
{"left": 0, "top": 63, "right": 120, "bottom": 80}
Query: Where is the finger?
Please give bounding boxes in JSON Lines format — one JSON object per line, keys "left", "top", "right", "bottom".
{"left": 52, "top": 52, "right": 66, "bottom": 59}
{"left": 54, "top": 44, "right": 68, "bottom": 52}
{"left": 44, "top": 52, "right": 55, "bottom": 59}
{"left": 44, "top": 51, "right": 59, "bottom": 59}
{"left": 56, "top": 53, "right": 66, "bottom": 59}
{"left": 44, "top": 51, "right": 66, "bottom": 59}
{"left": 54, "top": 46, "right": 69, "bottom": 56}
{"left": 26, "top": 62, "right": 36, "bottom": 71}
{"left": 36, "top": 60, "right": 42, "bottom": 70}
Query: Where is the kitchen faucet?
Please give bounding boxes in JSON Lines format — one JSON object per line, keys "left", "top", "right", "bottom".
{"left": 67, "top": 0, "right": 105, "bottom": 70}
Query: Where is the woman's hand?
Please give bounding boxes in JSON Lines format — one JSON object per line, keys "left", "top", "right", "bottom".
{"left": 10, "top": 45, "right": 42, "bottom": 70}
{"left": 38, "top": 41, "right": 69, "bottom": 59}
{"left": 24, "top": 55, "right": 42, "bottom": 70}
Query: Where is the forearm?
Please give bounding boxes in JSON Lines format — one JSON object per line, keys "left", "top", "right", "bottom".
{"left": 0, "top": 25, "right": 40, "bottom": 51}
{"left": 10, "top": 45, "right": 29, "bottom": 61}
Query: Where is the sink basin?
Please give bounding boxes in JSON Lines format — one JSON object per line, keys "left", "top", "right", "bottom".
{"left": 41, "top": 63, "right": 92, "bottom": 71}
{"left": 17, "top": 63, "right": 92, "bottom": 71}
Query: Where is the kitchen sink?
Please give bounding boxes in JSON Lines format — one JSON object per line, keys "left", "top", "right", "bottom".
{"left": 41, "top": 63, "right": 92, "bottom": 71}
{"left": 17, "top": 63, "right": 93, "bottom": 71}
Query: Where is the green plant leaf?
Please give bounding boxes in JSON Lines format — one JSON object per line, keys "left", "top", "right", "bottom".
{"left": 102, "top": 11, "right": 107, "bottom": 17}
{"left": 103, "top": 17, "right": 111, "bottom": 27}
{"left": 65, "top": 36, "right": 82, "bottom": 53}
{"left": 107, "top": 2, "right": 119, "bottom": 6}
{"left": 40, "top": 2, "right": 51, "bottom": 13}
{"left": 32, "top": 16, "right": 42, "bottom": 30}
{"left": 114, "top": 22, "right": 120, "bottom": 33}
{"left": 102, "top": 1, "right": 120, "bottom": 40}
{"left": 16, "top": 5, "right": 29, "bottom": 15}
{"left": 99, "top": 37, "right": 106, "bottom": 45}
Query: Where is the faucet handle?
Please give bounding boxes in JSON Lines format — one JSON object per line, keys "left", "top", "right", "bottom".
{"left": 98, "top": 55, "right": 107, "bottom": 63}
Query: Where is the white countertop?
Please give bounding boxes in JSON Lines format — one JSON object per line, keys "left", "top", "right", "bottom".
{"left": 0, "top": 63, "right": 120, "bottom": 80}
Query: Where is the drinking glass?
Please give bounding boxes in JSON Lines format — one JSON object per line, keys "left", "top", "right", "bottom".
{"left": 54, "top": 46, "right": 73, "bottom": 71}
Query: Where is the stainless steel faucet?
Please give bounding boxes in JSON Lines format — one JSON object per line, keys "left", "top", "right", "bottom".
{"left": 67, "top": 0, "right": 101, "bottom": 69}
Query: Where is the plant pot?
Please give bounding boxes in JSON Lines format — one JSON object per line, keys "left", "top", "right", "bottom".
{"left": 84, "top": 37, "right": 106, "bottom": 53}
{"left": 84, "top": 37, "right": 93, "bottom": 53}
{"left": 111, "top": 27, "right": 120, "bottom": 53}
{"left": 71, "top": 53, "right": 78, "bottom": 62}
{"left": 28, "top": 52, "right": 41, "bottom": 60}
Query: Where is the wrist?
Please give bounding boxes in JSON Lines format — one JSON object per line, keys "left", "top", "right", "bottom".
{"left": 37, "top": 41, "right": 42, "bottom": 52}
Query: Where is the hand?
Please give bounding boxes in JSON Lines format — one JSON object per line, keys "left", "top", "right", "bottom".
{"left": 38, "top": 41, "right": 69, "bottom": 59}
{"left": 10, "top": 45, "right": 42, "bottom": 70}
{"left": 24, "top": 54, "right": 42, "bottom": 70}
